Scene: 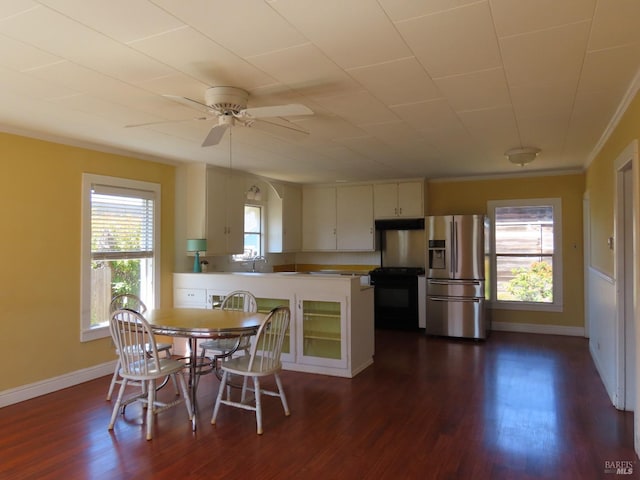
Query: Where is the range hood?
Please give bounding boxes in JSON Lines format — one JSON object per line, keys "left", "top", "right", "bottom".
{"left": 375, "top": 218, "right": 424, "bottom": 230}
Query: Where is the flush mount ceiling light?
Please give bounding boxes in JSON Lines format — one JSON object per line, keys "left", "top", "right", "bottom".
{"left": 505, "top": 147, "right": 541, "bottom": 167}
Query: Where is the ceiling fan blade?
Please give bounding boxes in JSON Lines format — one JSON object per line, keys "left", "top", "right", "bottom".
{"left": 249, "top": 118, "right": 309, "bottom": 139}
{"left": 162, "top": 94, "right": 212, "bottom": 114}
{"left": 241, "top": 104, "right": 313, "bottom": 119}
{"left": 202, "top": 123, "right": 230, "bottom": 147}
{"left": 125, "top": 117, "right": 207, "bottom": 128}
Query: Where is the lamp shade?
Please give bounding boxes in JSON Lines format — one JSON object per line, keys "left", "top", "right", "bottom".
{"left": 186, "top": 238, "right": 207, "bottom": 252}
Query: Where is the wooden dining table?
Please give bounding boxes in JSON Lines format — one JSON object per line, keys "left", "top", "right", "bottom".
{"left": 146, "top": 307, "right": 264, "bottom": 430}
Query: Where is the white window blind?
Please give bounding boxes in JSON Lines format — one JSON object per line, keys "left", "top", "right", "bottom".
{"left": 91, "top": 185, "right": 155, "bottom": 261}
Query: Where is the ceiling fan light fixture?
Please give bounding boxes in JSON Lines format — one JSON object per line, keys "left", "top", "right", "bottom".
{"left": 505, "top": 147, "right": 540, "bottom": 166}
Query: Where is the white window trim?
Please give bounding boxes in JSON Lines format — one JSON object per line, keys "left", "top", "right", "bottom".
{"left": 488, "top": 198, "right": 563, "bottom": 313}
{"left": 232, "top": 201, "right": 265, "bottom": 262}
{"left": 80, "top": 173, "right": 161, "bottom": 342}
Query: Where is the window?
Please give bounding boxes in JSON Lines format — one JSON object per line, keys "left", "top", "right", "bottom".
{"left": 233, "top": 205, "right": 263, "bottom": 261}
{"left": 488, "top": 198, "right": 562, "bottom": 312}
{"left": 81, "top": 174, "right": 160, "bottom": 341}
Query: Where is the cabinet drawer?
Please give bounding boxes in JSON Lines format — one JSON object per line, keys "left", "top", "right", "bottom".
{"left": 174, "top": 288, "right": 207, "bottom": 307}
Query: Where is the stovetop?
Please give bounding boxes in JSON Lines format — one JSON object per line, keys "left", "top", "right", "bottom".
{"left": 369, "top": 266, "right": 425, "bottom": 276}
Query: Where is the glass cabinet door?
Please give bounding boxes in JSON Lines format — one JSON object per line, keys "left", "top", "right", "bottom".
{"left": 297, "top": 297, "right": 347, "bottom": 368}
{"left": 256, "top": 297, "right": 294, "bottom": 363}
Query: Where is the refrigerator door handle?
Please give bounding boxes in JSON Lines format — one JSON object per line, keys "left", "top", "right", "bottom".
{"left": 453, "top": 220, "right": 458, "bottom": 275}
{"left": 429, "top": 279, "right": 482, "bottom": 286}
{"left": 449, "top": 220, "right": 455, "bottom": 276}
{"left": 429, "top": 296, "right": 481, "bottom": 303}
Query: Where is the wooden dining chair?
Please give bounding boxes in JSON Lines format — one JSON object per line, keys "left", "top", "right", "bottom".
{"left": 211, "top": 306, "right": 291, "bottom": 434}
{"left": 199, "top": 290, "right": 258, "bottom": 362}
{"left": 106, "top": 294, "right": 174, "bottom": 400}
{"left": 108, "top": 309, "right": 193, "bottom": 440}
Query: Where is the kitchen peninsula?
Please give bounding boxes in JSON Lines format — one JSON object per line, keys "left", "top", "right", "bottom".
{"left": 173, "top": 272, "right": 374, "bottom": 378}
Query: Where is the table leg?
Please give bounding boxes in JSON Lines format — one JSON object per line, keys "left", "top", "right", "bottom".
{"left": 189, "top": 337, "right": 198, "bottom": 431}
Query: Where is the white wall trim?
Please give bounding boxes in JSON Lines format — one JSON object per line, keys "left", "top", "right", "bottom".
{"left": 492, "top": 322, "right": 585, "bottom": 337}
{"left": 0, "top": 361, "right": 115, "bottom": 408}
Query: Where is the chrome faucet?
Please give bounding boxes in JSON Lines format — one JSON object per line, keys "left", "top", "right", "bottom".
{"left": 251, "top": 255, "right": 267, "bottom": 272}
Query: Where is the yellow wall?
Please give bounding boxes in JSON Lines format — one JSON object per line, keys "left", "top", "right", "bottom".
{"left": 0, "top": 132, "right": 175, "bottom": 391}
{"left": 586, "top": 90, "right": 640, "bottom": 275}
{"left": 428, "top": 173, "right": 585, "bottom": 328}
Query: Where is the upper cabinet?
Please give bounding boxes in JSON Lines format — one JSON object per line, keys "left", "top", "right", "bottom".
{"left": 373, "top": 181, "right": 424, "bottom": 219}
{"left": 302, "top": 184, "right": 374, "bottom": 252}
{"left": 302, "top": 186, "right": 337, "bottom": 251}
{"left": 267, "top": 182, "right": 302, "bottom": 253}
{"left": 337, "top": 184, "right": 374, "bottom": 251}
{"left": 206, "top": 168, "right": 245, "bottom": 255}
{"left": 185, "top": 163, "right": 245, "bottom": 256}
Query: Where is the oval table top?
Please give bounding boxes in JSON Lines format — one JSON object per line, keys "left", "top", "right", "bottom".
{"left": 146, "top": 308, "right": 263, "bottom": 338}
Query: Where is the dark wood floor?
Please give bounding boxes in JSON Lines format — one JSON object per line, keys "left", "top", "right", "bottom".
{"left": 1, "top": 330, "right": 637, "bottom": 480}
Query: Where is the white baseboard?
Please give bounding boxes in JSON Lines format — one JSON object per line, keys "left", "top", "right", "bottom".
{"left": 492, "top": 321, "right": 585, "bottom": 337}
{"left": 0, "top": 361, "right": 115, "bottom": 408}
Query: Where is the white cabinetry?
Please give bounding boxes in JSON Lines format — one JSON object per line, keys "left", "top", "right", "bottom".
{"left": 173, "top": 273, "right": 374, "bottom": 378}
{"left": 374, "top": 181, "right": 424, "bottom": 219}
{"left": 302, "top": 185, "right": 374, "bottom": 251}
{"left": 267, "top": 182, "right": 302, "bottom": 253}
{"left": 302, "top": 186, "right": 336, "bottom": 251}
{"left": 206, "top": 168, "right": 244, "bottom": 255}
{"left": 296, "top": 295, "right": 347, "bottom": 369}
{"left": 337, "top": 184, "right": 374, "bottom": 250}
{"left": 185, "top": 164, "right": 245, "bottom": 255}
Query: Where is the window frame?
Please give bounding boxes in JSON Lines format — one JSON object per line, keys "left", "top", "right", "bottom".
{"left": 232, "top": 202, "right": 264, "bottom": 262}
{"left": 80, "top": 174, "right": 161, "bottom": 342}
{"left": 488, "top": 198, "right": 563, "bottom": 313}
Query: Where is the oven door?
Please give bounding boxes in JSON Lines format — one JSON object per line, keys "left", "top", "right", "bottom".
{"left": 372, "top": 275, "right": 419, "bottom": 330}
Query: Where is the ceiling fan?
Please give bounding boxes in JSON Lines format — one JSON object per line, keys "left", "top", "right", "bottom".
{"left": 127, "top": 86, "right": 314, "bottom": 146}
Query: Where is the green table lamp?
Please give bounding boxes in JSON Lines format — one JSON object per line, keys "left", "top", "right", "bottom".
{"left": 186, "top": 238, "right": 207, "bottom": 273}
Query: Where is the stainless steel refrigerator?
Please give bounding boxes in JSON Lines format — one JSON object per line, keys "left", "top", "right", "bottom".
{"left": 425, "top": 214, "right": 489, "bottom": 339}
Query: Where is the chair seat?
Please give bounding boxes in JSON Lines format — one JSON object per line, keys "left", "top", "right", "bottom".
{"left": 221, "top": 355, "right": 282, "bottom": 376}
{"left": 121, "top": 357, "right": 185, "bottom": 380}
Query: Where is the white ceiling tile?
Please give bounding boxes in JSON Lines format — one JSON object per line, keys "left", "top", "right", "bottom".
{"left": 395, "top": 2, "right": 501, "bottom": 78}
{"left": 589, "top": 0, "right": 640, "bottom": 50}
{"left": 0, "top": 5, "right": 173, "bottom": 83}
{"left": 490, "top": 0, "right": 596, "bottom": 38}
{"left": 0, "top": 64, "right": 76, "bottom": 99}
{"left": 378, "top": 0, "right": 481, "bottom": 22}
{"left": 391, "top": 99, "right": 463, "bottom": 131}
{"left": 267, "top": 0, "right": 411, "bottom": 69}
{"left": 457, "top": 106, "right": 520, "bottom": 151}
{"left": 347, "top": 57, "right": 441, "bottom": 106}
{"left": 500, "top": 21, "right": 591, "bottom": 88}
{"left": 152, "top": 0, "right": 307, "bottom": 58}
{"left": 38, "top": 0, "right": 185, "bottom": 43}
{"left": 0, "top": 33, "right": 61, "bottom": 71}
{"left": 0, "top": 1, "right": 38, "bottom": 19}
{"left": 434, "top": 67, "right": 510, "bottom": 112}
{"left": 130, "top": 27, "right": 275, "bottom": 91}
{"left": 579, "top": 43, "right": 640, "bottom": 95}
{"left": 247, "top": 43, "right": 360, "bottom": 96}
{"left": 311, "top": 90, "right": 399, "bottom": 126}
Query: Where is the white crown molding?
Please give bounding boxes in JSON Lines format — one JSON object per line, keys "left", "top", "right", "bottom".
{"left": 427, "top": 168, "right": 584, "bottom": 183}
{"left": 586, "top": 66, "right": 640, "bottom": 169}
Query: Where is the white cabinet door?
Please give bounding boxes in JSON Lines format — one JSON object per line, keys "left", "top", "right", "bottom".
{"left": 374, "top": 181, "right": 423, "bottom": 218}
{"left": 373, "top": 183, "right": 398, "bottom": 218}
{"left": 295, "top": 295, "right": 347, "bottom": 369}
{"left": 267, "top": 183, "right": 302, "bottom": 253}
{"left": 397, "top": 181, "right": 423, "bottom": 218}
{"left": 206, "top": 169, "right": 244, "bottom": 255}
{"left": 337, "top": 184, "right": 374, "bottom": 250}
{"left": 302, "top": 186, "right": 337, "bottom": 251}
